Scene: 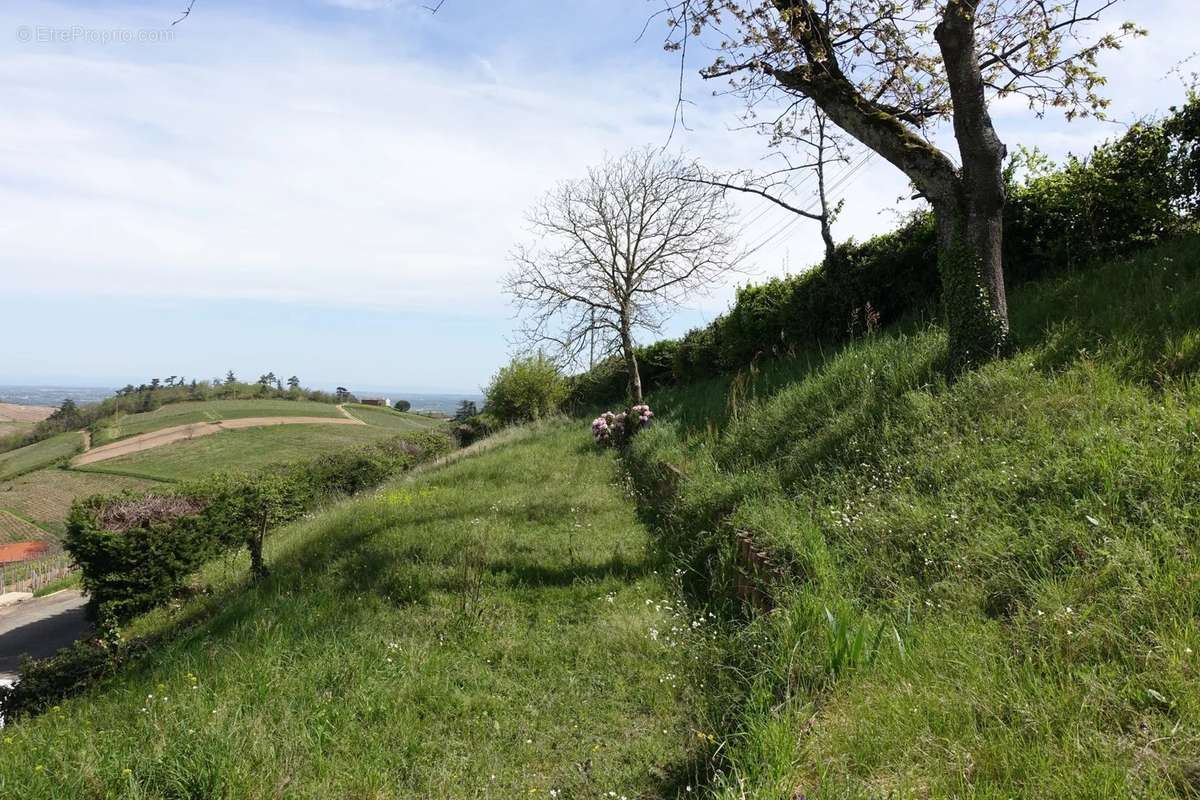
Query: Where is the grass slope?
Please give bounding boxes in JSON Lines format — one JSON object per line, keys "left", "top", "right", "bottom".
{"left": 0, "top": 433, "right": 83, "bottom": 482}
{"left": 92, "top": 399, "right": 345, "bottom": 446}
{"left": 0, "top": 509, "right": 53, "bottom": 545}
{"left": 343, "top": 403, "right": 441, "bottom": 431}
{"left": 627, "top": 235, "right": 1200, "bottom": 798}
{"left": 0, "top": 423, "right": 701, "bottom": 798}
{"left": 75, "top": 424, "right": 405, "bottom": 483}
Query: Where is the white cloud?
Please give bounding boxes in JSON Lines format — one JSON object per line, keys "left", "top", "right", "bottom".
{"left": 0, "top": 3, "right": 846, "bottom": 322}
{"left": 0, "top": 0, "right": 1194, "bottom": 332}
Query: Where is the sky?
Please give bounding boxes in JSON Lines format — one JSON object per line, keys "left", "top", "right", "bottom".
{"left": 1, "top": 0, "right": 1195, "bottom": 393}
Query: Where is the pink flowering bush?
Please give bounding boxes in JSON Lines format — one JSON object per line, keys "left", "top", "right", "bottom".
{"left": 592, "top": 404, "right": 654, "bottom": 447}
{"left": 631, "top": 404, "right": 654, "bottom": 425}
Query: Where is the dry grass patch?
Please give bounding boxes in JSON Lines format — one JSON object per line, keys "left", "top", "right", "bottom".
{"left": 0, "top": 404, "right": 54, "bottom": 423}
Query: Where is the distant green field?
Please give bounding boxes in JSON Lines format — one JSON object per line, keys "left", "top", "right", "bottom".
{"left": 77, "top": 424, "right": 404, "bottom": 483}
{"left": 0, "top": 433, "right": 83, "bottom": 481}
{"left": 343, "top": 404, "right": 441, "bottom": 431}
{"left": 92, "top": 400, "right": 345, "bottom": 446}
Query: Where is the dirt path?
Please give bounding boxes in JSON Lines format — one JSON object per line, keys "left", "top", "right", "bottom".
{"left": 70, "top": 415, "right": 366, "bottom": 467}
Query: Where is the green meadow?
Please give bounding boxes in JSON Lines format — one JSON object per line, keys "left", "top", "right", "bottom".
{"left": 342, "top": 403, "right": 442, "bottom": 431}
{"left": 76, "top": 423, "right": 407, "bottom": 483}
{"left": 91, "top": 399, "right": 347, "bottom": 446}
{"left": 0, "top": 432, "right": 84, "bottom": 482}
{"left": 0, "top": 424, "right": 704, "bottom": 798}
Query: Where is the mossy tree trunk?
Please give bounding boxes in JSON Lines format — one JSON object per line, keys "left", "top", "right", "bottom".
{"left": 762, "top": 0, "right": 1013, "bottom": 374}
{"left": 933, "top": 0, "right": 1011, "bottom": 371}
{"left": 934, "top": 199, "right": 1010, "bottom": 372}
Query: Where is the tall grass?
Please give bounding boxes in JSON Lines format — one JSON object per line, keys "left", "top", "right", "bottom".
{"left": 626, "top": 235, "right": 1200, "bottom": 798}
{"left": 0, "top": 423, "right": 707, "bottom": 798}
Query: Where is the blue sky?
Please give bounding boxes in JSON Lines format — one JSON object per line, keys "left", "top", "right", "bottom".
{"left": 1, "top": 0, "right": 1195, "bottom": 393}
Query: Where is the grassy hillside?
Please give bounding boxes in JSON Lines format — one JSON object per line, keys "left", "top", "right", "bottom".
{"left": 76, "top": 424, "right": 407, "bottom": 483}
{"left": 0, "top": 424, "right": 703, "bottom": 798}
{"left": 343, "top": 403, "right": 441, "bottom": 431}
{"left": 0, "top": 470, "right": 158, "bottom": 535}
{"left": 92, "top": 399, "right": 345, "bottom": 446}
{"left": 0, "top": 509, "right": 53, "bottom": 545}
{"left": 623, "top": 235, "right": 1200, "bottom": 798}
{"left": 0, "top": 432, "right": 83, "bottom": 481}
{"left": 4, "top": 237, "right": 1196, "bottom": 797}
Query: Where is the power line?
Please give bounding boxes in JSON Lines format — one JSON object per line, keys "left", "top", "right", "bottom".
{"left": 740, "top": 151, "right": 876, "bottom": 258}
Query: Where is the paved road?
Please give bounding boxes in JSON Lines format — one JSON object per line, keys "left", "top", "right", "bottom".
{"left": 0, "top": 590, "right": 90, "bottom": 679}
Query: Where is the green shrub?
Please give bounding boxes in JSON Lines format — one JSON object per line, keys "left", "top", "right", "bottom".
{"left": 66, "top": 429, "right": 455, "bottom": 624}
{"left": 392, "top": 428, "right": 455, "bottom": 462}
{"left": 0, "top": 640, "right": 124, "bottom": 723}
{"left": 65, "top": 493, "right": 220, "bottom": 623}
{"left": 484, "top": 354, "right": 567, "bottom": 424}
{"left": 453, "top": 413, "right": 498, "bottom": 447}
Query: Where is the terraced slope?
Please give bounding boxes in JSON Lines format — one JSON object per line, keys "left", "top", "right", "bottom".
{"left": 0, "top": 423, "right": 702, "bottom": 798}
{"left": 0, "top": 433, "right": 84, "bottom": 481}
{"left": 92, "top": 399, "right": 345, "bottom": 446}
{"left": 74, "top": 423, "right": 430, "bottom": 483}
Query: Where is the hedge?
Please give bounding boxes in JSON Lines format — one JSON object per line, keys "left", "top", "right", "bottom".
{"left": 65, "top": 495, "right": 223, "bottom": 624}
{"left": 566, "top": 95, "right": 1200, "bottom": 406}
{"left": 66, "top": 429, "right": 454, "bottom": 624}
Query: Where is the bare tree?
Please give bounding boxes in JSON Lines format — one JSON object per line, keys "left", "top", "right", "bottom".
{"left": 665, "top": 0, "right": 1143, "bottom": 371}
{"left": 684, "top": 107, "right": 847, "bottom": 263}
{"left": 506, "top": 147, "right": 741, "bottom": 403}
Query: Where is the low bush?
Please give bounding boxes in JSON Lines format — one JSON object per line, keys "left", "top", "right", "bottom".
{"left": 0, "top": 639, "right": 128, "bottom": 723}
{"left": 453, "top": 413, "right": 498, "bottom": 447}
{"left": 65, "top": 493, "right": 221, "bottom": 623}
{"left": 66, "top": 429, "right": 454, "bottom": 624}
{"left": 483, "top": 354, "right": 567, "bottom": 425}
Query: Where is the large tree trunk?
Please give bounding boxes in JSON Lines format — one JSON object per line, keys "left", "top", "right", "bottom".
{"left": 767, "top": 0, "right": 1011, "bottom": 373}
{"left": 935, "top": 0, "right": 1011, "bottom": 372}
{"left": 933, "top": 197, "right": 1009, "bottom": 373}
